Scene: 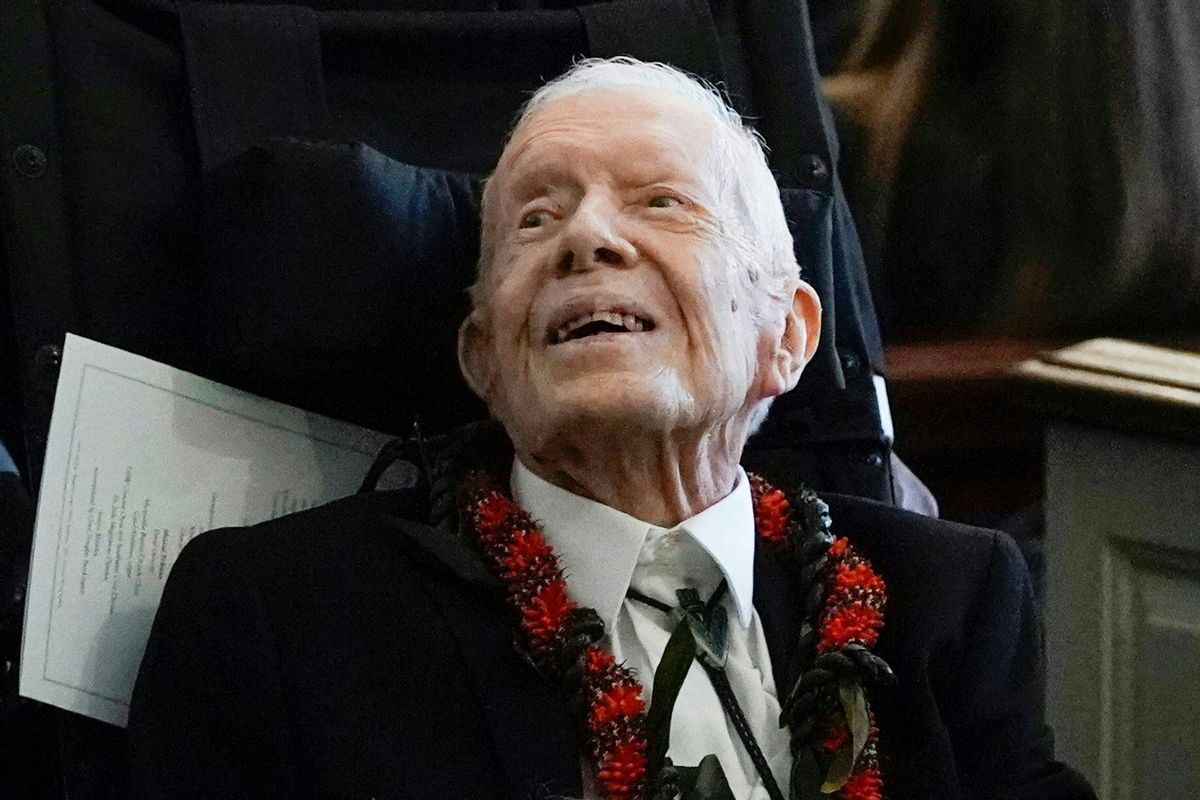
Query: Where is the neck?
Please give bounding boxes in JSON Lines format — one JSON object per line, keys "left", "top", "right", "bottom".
{"left": 515, "top": 421, "right": 747, "bottom": 527}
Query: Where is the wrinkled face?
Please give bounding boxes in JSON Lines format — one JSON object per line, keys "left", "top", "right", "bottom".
{"left": 461, "top": 89, "right": 794, "bottom": 449}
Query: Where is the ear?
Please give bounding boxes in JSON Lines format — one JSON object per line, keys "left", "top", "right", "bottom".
{"left": 761, "top": 280, "right": 822, "bottom": 398}
{"left": 457, "top": 310, "right": 494, "bottom": 402}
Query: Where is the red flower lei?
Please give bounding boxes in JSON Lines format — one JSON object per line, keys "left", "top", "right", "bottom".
{"left": 465, "top": 472, "right": 888, "bottom": 800}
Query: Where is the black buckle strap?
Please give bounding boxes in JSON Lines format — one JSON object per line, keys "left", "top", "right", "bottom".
{"left": 179, "top": 2, "right": 327, "bottom": 173}
{"left": 576, "top": 0, "right": 726, "bottom": 89}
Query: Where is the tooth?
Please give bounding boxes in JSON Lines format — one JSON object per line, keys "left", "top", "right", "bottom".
{"left": 621, "top": 313, "right": 636, "bottom": 331}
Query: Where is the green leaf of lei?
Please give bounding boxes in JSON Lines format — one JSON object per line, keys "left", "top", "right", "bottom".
{"left": 839, "top": 678, "right": 870, "bottom": 765}
{"left": 789, "top": 746, "right": 824, "bottom": 800}
{"left": 821, "top": 744, "right": 855, "bottom": 793}
{"left": 677, "top": 754, "right": 736, "bottom": 800}
{"left": 646, "top": 617, "right": 697, "bottom": 778}
{"left": 820, "top": 679, "right": 869, "bottom": 792}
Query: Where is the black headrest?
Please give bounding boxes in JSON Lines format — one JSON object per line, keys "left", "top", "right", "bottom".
{"left": 200, "top": 137, "right": 486, "bottom": 435}
{"left": 198, "top": 134, "right": 879, "bottom": 453}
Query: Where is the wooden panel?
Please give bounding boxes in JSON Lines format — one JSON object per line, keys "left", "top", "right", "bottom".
{"left": 1018, "top": 338, "right": 1200, "bottom": 445}
{"left": 1097, "top": 544, "right": 1200, "bottom": 800}
{"left": 1044, "top": 422, "right": 1200, "bottom": 800}
{"left": 1133, "top": 565, "right": 1200, "bottom": 798}
{"left": 884, "top": 338, "right": 1059, "bottom": 523}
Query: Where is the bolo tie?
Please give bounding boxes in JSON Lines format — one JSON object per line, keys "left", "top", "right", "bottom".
{"left": 627, "top": 580, "right": 787, "bottom": 800}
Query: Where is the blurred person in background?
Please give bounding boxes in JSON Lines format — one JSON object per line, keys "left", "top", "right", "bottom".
{"left": 821, "top": 0, "right": 1200, "bottom": 340}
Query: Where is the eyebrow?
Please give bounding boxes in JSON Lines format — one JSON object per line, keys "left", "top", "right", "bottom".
{"left": 502, "top": 144, "right": 716, "bottom": 210}
{"left": 507, "top": 167, "right": 566, "bottom": 202}
{"left": 506, "top": 148, "right": 593, "bottom": 203}
{"left": 509, "top": 167, "right": 705, "bottom": 199}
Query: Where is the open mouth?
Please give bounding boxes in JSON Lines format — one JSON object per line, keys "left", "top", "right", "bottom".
{"left": 548, "top": 309, "right": 657, "bottom": 344}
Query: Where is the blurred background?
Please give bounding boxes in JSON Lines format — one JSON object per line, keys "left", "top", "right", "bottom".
{"left": 814, "top": 6, "right": 1200, "bottom": 795}
{"left": 812, "top": 0, "right": 1200, "bottom": 530}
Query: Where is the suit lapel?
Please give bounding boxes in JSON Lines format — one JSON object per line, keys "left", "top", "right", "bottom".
{"left": 422, "top": 555, "right": 583, "bottom": 799}
{"left": 753, "top": 533, "right": 807, "bottom": 694}
{"left": 376, "top": 497, "right": 582, "bottom": 798}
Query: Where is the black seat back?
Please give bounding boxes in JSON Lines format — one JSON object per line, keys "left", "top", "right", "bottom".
{"left": 0, "top": 4, "right": 891, "bottom": 793}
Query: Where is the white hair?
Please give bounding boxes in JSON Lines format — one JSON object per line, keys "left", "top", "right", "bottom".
{"left": 477, "top": 57, "right": 802, "bottom": 433}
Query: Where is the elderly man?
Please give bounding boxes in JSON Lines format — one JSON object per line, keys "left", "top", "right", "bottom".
{"left": 128, "top": 59, "right": 1091, "bottom": 800}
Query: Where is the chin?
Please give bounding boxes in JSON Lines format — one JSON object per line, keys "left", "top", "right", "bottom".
{"left": 500, "top": 374, "right": 696, "bottom": 447}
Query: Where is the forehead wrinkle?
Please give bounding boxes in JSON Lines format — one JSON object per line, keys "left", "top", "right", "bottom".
{"left": 502, "top": 91, "right": 719, "bottom": 179}
{"left": 495, "top": 146, "right": 585, "bottom": 218}
{"left": 501, "top": 118, "right": 592, "bottom": 177}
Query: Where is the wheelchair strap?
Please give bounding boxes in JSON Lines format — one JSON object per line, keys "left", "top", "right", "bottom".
{"left": 575, "top": 0, "right": 728, "bottom": 93}
{"left": 179, "top": 3, "right": 327, "bottom": 173}
{"left": 740, "top": 0, "right": 837, "bottom": 190}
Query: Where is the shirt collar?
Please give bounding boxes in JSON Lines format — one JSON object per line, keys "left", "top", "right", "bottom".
{"left": 673, "top": 467, "right": 756, "bottom": 628}
{"left": 510, "top": 459, "right": 757, "bottom": 630}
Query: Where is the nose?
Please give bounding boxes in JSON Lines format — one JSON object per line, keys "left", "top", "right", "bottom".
{"left": 555, "top": 200, "right": 637, "bottom": 275}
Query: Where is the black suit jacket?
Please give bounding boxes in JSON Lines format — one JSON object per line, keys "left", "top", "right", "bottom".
{"left": 128, "top": 479, "right": 1093, "bottom": 800}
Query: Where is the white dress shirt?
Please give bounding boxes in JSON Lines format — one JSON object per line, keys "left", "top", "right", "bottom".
{"left": 511, "top": 460, "right": 792, "bottom": 800}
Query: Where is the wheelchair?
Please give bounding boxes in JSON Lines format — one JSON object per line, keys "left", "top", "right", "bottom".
{"left": 0, "top": 2, "right": 897, "bottom": 796}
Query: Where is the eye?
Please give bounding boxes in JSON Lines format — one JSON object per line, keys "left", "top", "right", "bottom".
{"left": 648, "top": 195, "right": 683, "bottom": 209}
{"left": 519, "top": 210, "right": 554, "bottom": 229}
